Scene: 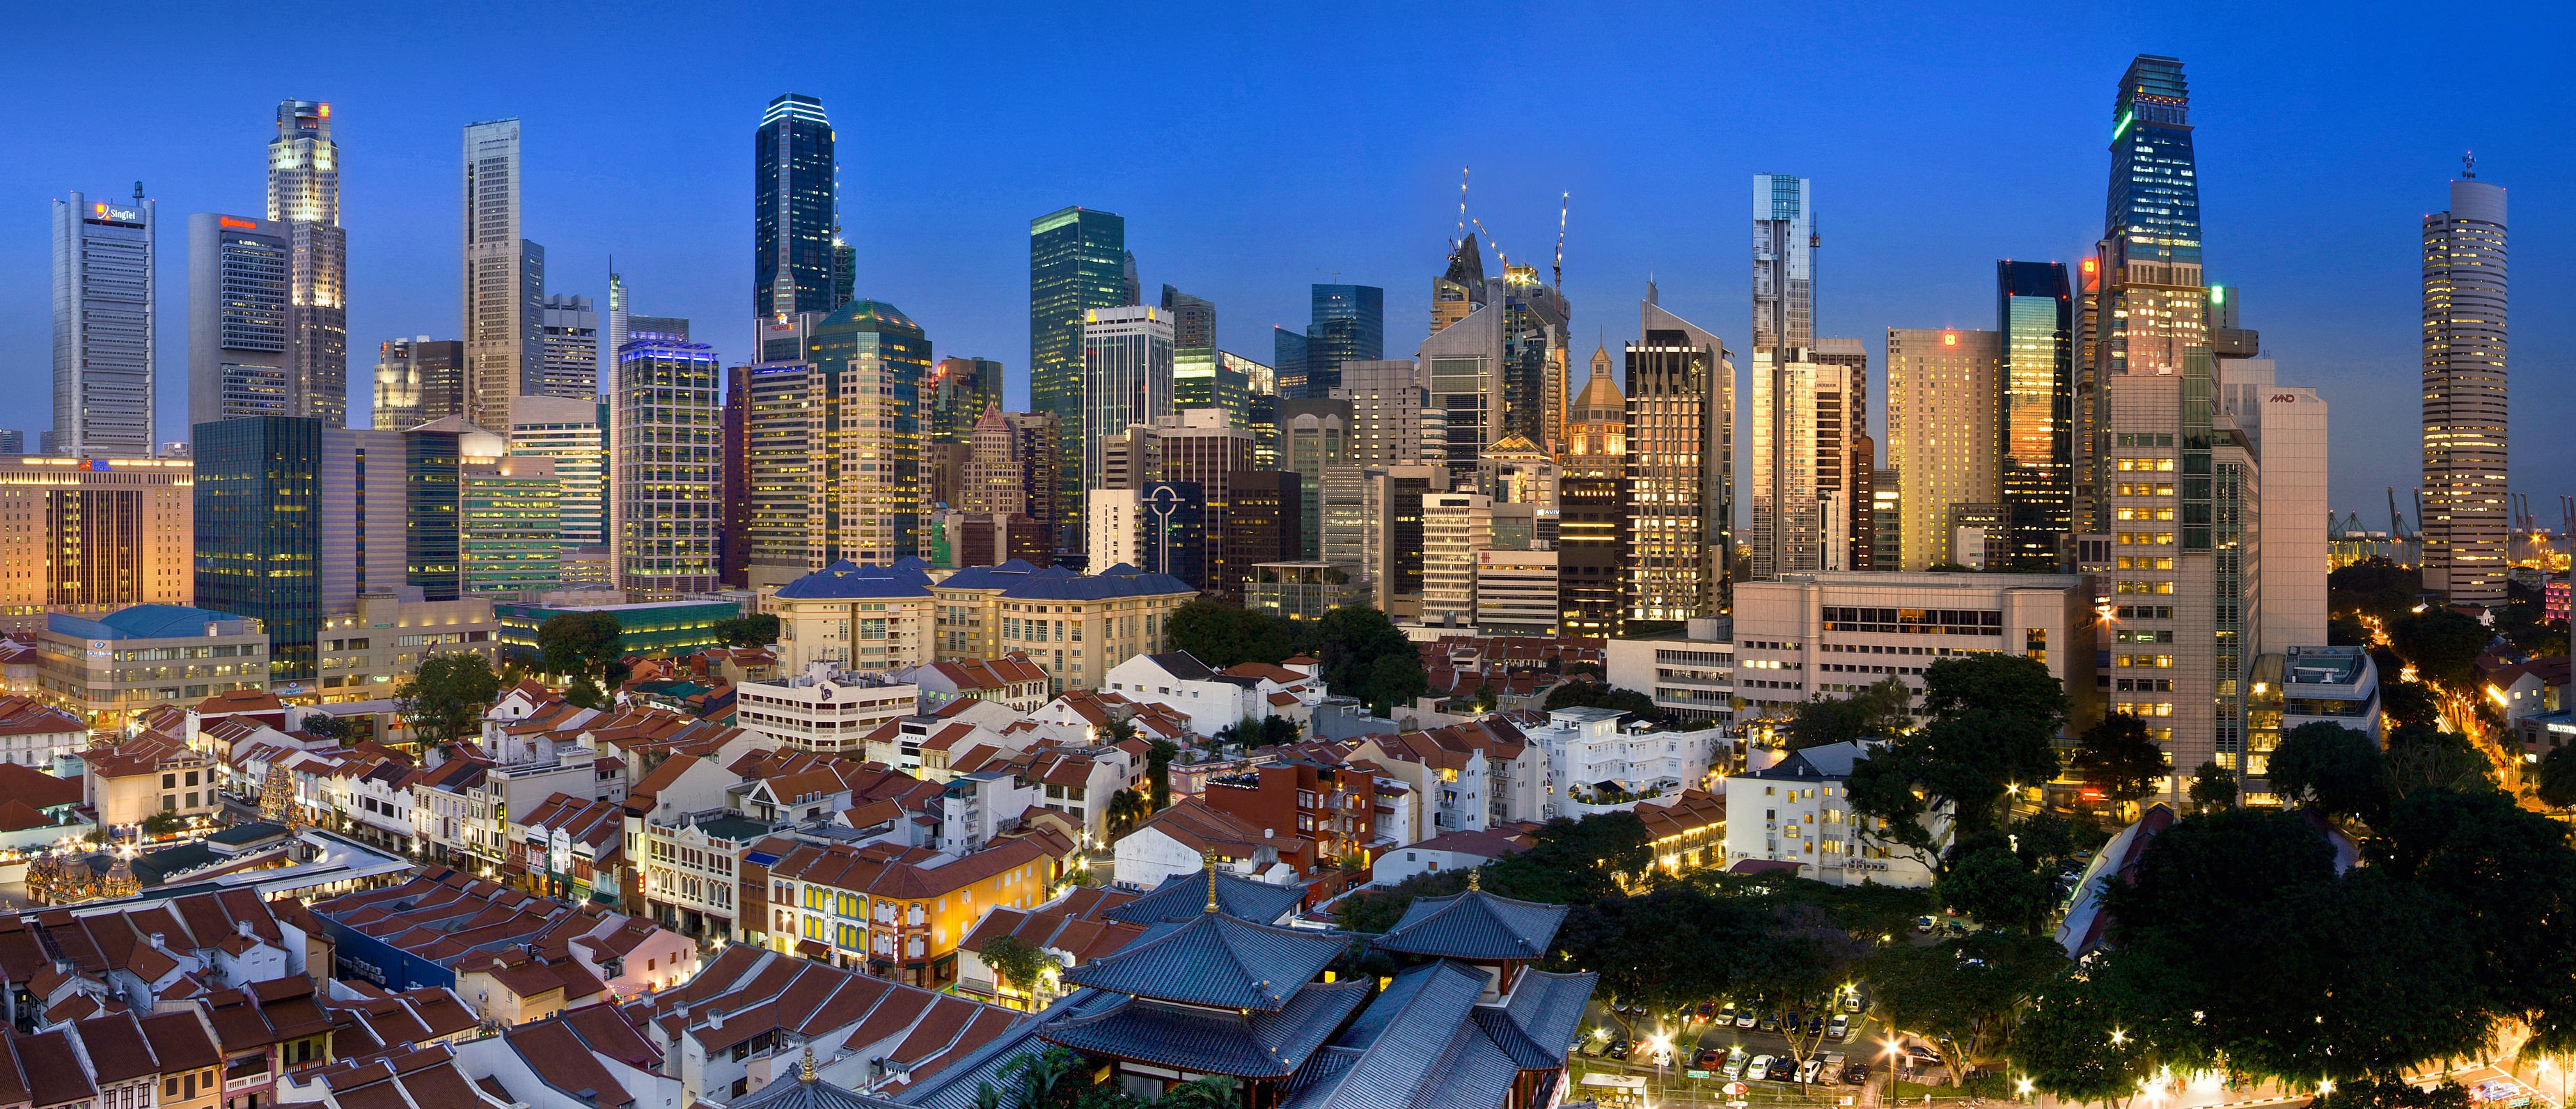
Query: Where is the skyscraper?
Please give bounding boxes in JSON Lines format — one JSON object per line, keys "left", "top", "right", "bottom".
{"left": 1625, "top": 288, "right": 1731, "bottom": 622}
{"left": 2080, "top": 55, "right": 2207, "bottom": 533}
{"left": 187, "top": 212, "right": 293, "bottom": 426}
{"left": 537, "top": 294, "right": 600, "bottom": 398}
{"left": 54, "top": 187, "right": 157, "bottom": 458}
{"left": 372, "top": 338, "right": 464, "bottom": 430}
{"left": 808, "top": 300, "right": 930, "bottom": 568}
{"left": 1498, "top": 269, "right": 1569, "bottom": 448}
{"left": 1031, "top": 207, "right": 1128, "bottom": 551}
{"left": 0, "top": 455, "right": 194, "bottom": 635}
{"left": 1559, "top": 349, "right": 1624, "bottom": 637}
{"left": 1273, "top": 327, "right": 1310, "bottom": 398}
{"left": 1812, "top": 337, "right": 1873, "bottom": 568}
{"left": 1422, "top": 235, "right": 1503, "bottom": 476}
{"left": 1752, "top": 173, "right": 1814, "bottom": 355}
{"left": 1081, "top": 306, "right": 1175, "bottom": 510}
{"left": 1888, "top": 328, "right": 2003, "bottom": 570}
{"left": 2421, "top": 169, "right": 2508, "bottom": 608}
{"left": 1160, "top": 285, "right": 1216, "bottom": 349}
{"left": 605, "top": 269, "right": 628, "bottom": 378}
{"left": 755, "top": 93, "right": 838, "bottom": 322}
{"left": 1305, "top": 284, "right": 1385, "bottom": 399}
{"left": 269, "top": 100, "right": 347, "bottom": 427}
{"left": 509, "top": 394, "right": 606, "bottom": 549}
{"left": 1282, "top": 398, "right": 1351, "bottom": 560}
{"left": 462, "top": 119, "right": 542, "bottom": 429}
{"left": 931, "top": 357, "right": 1005, "bottom": 445}
{"left": 1999, "top": 262, "right": 2075, "bottom": 570}
{"left": 1748, "top": 351, "right": 1850, "bottom": 580}
{"left": 613, "top": 340, "right": 723, "bottom": 599}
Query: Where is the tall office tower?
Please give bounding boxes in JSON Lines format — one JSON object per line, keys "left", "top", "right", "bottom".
{"left": 1175, "top": 348, "right": 1250, "bottom": 427}
{"left": 743, "top": 299, "right": 934, "bottom": 578}
{"left": 1624, "top": 288, "right": 1732, "bottom": 623}
{"left": 0, "top": 432, "right": 21, "bottom": 455}
{"left": 1080, "top": 306, "right": 1175, "bottom": 517}
{"left": 1222, "top": 472, "right": 1301, "bottom": 604}
{"left": 1558, "top": 354, "right": 1625, "bottom": 637}
{"left": 1122, "top": 251, "right": 1141, "bottom": 307}
{"left": 2100, "top": 349, "right": 2254, "bottom": 789}
{"left": 269, "top": 100, "right": 347, "bottom": 427}
{"left": 930, "top": 357, "right": 1005, "bottom": 445}
{"left": 462, "top": 120, "right": 542, "bottom": 429}
{"left": 2421, "top": 171, "right": 2508, "bottom": 607}
{"left": 834, "top": 235, "right": 856, "bottom": 308}
{"left": 1031, "top": 207, "right": 1128, "bottom": 551}
{"left": 1498, "top": 268, "right": 1571, "bottom": 448}
{"left": 187, "top": 213, "right": 294, "bottom": 426}
{"left": 53, "top": 188, "right": 157, "bottom": 458}
{"left": 0, "top": 455, "right": 194, "bottom": 635}
{"left": 1812, "top": 337, "right": 1871, "bottom": 567}
{"left": 1005, "top": 412, "right": 1062, "bottom": 540}
{"left": 720, "top": 363, "right": 750, "bottom": 585}
{"left": 371, "top": 338, "right": 464, "bottom": 430}
{"left": 1421, "top": 272, "right": 1503, "bottom": 477}
{"left": 1337, "top": 360, "right": 1423, "bottom": 466}
{"left": 1421, "top": 491, "right": 1491, "bottom": 627}
{"left": 629, "top": 315, "right": 689, "bottom": 343}
{"left": 2079, "top": 56, "right": 2208, "bottom": 533}
{"left": 755, "top": 93, "right": 838, "bottom": 322}
{"left": 605, "top": 270, "right": 628, "bottom": 375}
{"left": 2220, "top": 359, "right": 2330, "bottom": 653}
{"left": 1999, "top": 262, "right": 2076, "bottom": 570}
{"left": 1305, "top": 284, "right": 1385, "bottom": 400}
{"left": 1888, "top": 328, "right": 2003, "bottom": 570}
{"left": 612, "top": 340, "right": 723, "bottom": 599}
{"left": 509, "top": 394, "right": 606, "bottom": 548}
{"left": 1160, "top": 285, "right": 1216, "bottom": 349}
{"left": 1752, "top": 174, "right": 1815, "bottom": 355}
{"left": 1320, "top": 466, "right": 1385, "bottom": 599}
{"left": 461, "top": 449, "right": 563, "bottom": 598}
{"left": 1273, "top": 327, "right": 1311, "bottom": 398}
{"left": 1748, "top": 352, "right": 1850, "bottom": 579}
{"left": 961, "top": 406, "right": 1026, "bottom": 515}
{"left": 1432, "top": 232, "right": 1488, "bottom": 333}
{"left": 1154, "top": 409, "right": 1253, "bottom": 588}
{"left": 1282, "top": 399, "right": 1351, "bottom": 560}
{"left": 741, "top": 360, "right": 815, "bottom": 584}
{"left": 1870, "top": 469, "right": 1903, "bottom": 569}
{"left": 537, "top": 294, "right": 600, "bottom": 398}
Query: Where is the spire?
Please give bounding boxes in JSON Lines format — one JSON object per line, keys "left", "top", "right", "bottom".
{"left": 799, "top": 1044, "right": 817, "bottom": 1083}
{"left": 1646, "top": 276, "right": 1658, "bottom": 306}
{"left": 1204, "top": 850, "right": 1221, "bottom": 913}
{"left": 1468, "top": 865, "right": 1482, "bottom": 892}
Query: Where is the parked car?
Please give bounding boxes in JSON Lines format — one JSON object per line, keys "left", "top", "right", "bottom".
{"left": 1914, "top": 915, "right": 1936, "bottom": 933}
{"left": 1809, "top": 1014, "right": 1825, "bottom": 1035}
{"left": 1696, "top": 1001, "right": 1716, "bottom": 1020}
{"left": 1829, "top": 1014, "right": 1851, "bottom": 1039}
{"left": 1846, "top": 1062, "right": 1871, "bottom": 1085}
{"left": 1801, "top": 1058, "right": 1826, "bottom": 1084}
{"left": 1748, "top": 1055, "right": 1777, "bottom": 1081}
{"left": 1822, "top": 1051, "right": 1847, "bottom": 1080}
{"left": 1695, "top": 1048, "right": 1727, "bottom": 1069}
{"left": 1723, "top": 1053, "right": 1750, "bottom": 1081}
{"left": 1605, "top": 1039, "right": 1631, "bottom": 1060}
{"left": 1844, "top": 990, "right": 1864, "bottom": 1013}
{"left": 1736, "top": 1007, "right": 1759, "bottom": 1028}
{"left": 1720, "top": 1001, "right": 1739, "bottom": 1023}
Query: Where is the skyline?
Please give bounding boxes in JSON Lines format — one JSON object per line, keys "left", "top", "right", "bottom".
{"left": 1, "top": 3, "right": 2568, "bottom": 524}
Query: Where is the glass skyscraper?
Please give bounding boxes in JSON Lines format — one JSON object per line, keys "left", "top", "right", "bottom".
{"left": 54, "top": 188, "right": 157, "bottom": 458}
{"left": 1998, "top": 260, "right": 2073, "bottom": 570}
{"left": 1030, "top": 206, "right": 1128, "bottom": 553}
{"left": 613, "top": 340, "right": 723, "bottom": 598}
{"left": 1305, "top": 284, "right": 1383, "bottom": 399}
{"left": 755, "top": 93, "right": 838, "bottom": 321}
{"left": 269, "top": 100, "right": 346, "bottom": 427}
{"left": 2080, "top": 55, "right": 2206, "bottom": 532}
{"left": 195, "top": 417, "right": 320, "bottom": 686}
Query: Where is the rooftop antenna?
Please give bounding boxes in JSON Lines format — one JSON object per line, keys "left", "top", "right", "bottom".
{"left": 1554, "top": 192, "right": 1569, "bottom": 289}
{"left": 2463, "top": 150, "right": 2476, "bottom": 179}
{"left": 1319, "top": 269, "right": 1342, "bottom": 284}
{"left": 132, "top": 181, "right": 143, "bottom": 200}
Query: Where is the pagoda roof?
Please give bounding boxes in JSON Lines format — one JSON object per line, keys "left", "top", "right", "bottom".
{"left": 1369, "top": 888, "right": 1565, "bottom": 961}
{"left": 1034, "top": 981, "right": 1368, "bottom": 1079}
{"left": 1058, "top": 910, "right": 1347, "bottom": 1012}
{"left": 1102, "top": 864, "right": 1303, "bottom": 927}
{"left": 728, "top": 1051, "right": 896, "bottom": 1109}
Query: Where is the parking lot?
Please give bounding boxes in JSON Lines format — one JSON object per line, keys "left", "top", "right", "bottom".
{"left": 1582, "top": 991, "right": 1886, "bottom": 1099}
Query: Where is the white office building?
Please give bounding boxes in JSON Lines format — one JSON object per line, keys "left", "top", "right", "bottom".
{"left": 462, "top": 118, "right": 542, "bottom": 430}
{"left": 1472, "top": 549, "right": 1559, "bottom": 636}
{"left": 1731, "top": 572, "right": 2099, "bottom": 726}
{"left": 1081, "top": 306, "right": 1175, "bottom": 506}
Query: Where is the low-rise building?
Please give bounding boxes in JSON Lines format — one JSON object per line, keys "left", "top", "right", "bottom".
{"left": 927, "top": 559, "right": 1196, "bottom": 693}
{"left": 36, "top": 606, "right": 269, "bottom": 733}
{"left": 763, "top": 829, "right": 1075, "bottom": 989}
{"left": 1723, "top": 739, "right": 1940, "bottom": 888}
{"left": 80, "top": 733, "right": 221, "bottom": 828}
{"left": 768, "top": 559, "right": 936, "bottom": 675}
{"left": 494, "top": 598, "right": 739, "bottom": 659}
{"left": 1369, "top": 826, "right": 1536, "bottom": 887}
{"left": 1531, "top": 707, "right": 1729, "bottom": 816}
{"left": 897, "top": 653, "right": 1049, "bottom": 716}
{"left": 316, "top": 592, "right": 501, "bottom": 705}
{"left": 732, "top": 669, "right": 919, "bottom": 756}
{"left": 0, "top": 695, "right": 86, "bottom": 771}
{"left": 1603, "top": 621, "right": 1736, "bottom": 725}
{"left": 1731, "top": 571, "right": 2098, "bottom": 727}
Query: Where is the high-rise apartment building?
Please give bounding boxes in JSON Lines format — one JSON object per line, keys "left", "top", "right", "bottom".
{"left": 1081, "top": 306, "right": 1175, "bottom": 516}
{"left": 1752, "top": 174, "right": 1815, "bottom": 355}
{"left": 1305, "top": 284, "right": 1385, "bottom": 400}
{"left": 755, "top": 93, "right": 839, "bottom": 323}
{"left": 0, "top": 457, "right": 194, "bottom": 635}
{"left": 2079, "top": 56, "right": 2207, "bottom": 533}
{"left": 2421, "top": 172, "right": 2508, "bottom": 607}
{"left": 1748, "top": 352, "right": 1851, "bottom": 581}
{"left": 269, "top": 100, "right": 347, "bottom": 427}
{"left": 1560, "top": 352, "right": 1625, "bottom": 637}
{"left": 932, "top": 357, "right": 1004, "bottom": 445}
{"left": 1625, "top": 290, "right": 1732, "bottom": 622}
{"left": 372, "top": 338, "right": 465, "bottom": 430}
{"left": 462, "top": 119, "right": 542, "bottom": 429}
{"left": 508, "top": 394, "right": 606, "bottom": 548}
{"left": 187, "top": 213, "right": 293, "bottom": 427}
{"left": 54, "top": 188, "right": 157, "bottom": 458}
{"left": 1888, "top": 328, "right": 2003, "bottom": 570}
{"left": 613, "top": 340, "right": 723, "bottom": 598}
{"left": 536, "top": 294, "right": 599, "bottom": 398}
{"left": 1031, "top": 207, "right": 1128, "bottom": 551}
{"left": 2000, "top": 262, "right": 2075, "bottom": 570}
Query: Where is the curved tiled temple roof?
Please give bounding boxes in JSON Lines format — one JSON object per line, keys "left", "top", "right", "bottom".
{"left": 1058, "top": 910, "right": 1346, "bottom": 1012}
{"left": 1369, "top": 888, "right": 1566, "bottom": 962}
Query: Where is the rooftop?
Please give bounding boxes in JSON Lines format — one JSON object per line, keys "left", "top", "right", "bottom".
{"left": 49, "top": 606, "right": 260, "bottom": 641}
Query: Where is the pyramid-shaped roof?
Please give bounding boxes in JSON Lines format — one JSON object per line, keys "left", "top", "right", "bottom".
{"left": 1104, "top": 864, "right": 1304, "bottom": 927}
{"left": 1369, "top": 888, "right": 1566, "bottom": 961}
{"left": 1059, "top": 910, "right": 1346, "bottom": 1012}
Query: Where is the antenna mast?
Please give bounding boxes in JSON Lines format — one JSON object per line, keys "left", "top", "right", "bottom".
{"left": 1554, "top": 192, "right": 1568, "bottom": 289}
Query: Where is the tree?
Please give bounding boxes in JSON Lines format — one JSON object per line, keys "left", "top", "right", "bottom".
{"left": 1358, "top": 653, "right": 1427, "bottom": 715}
{"left": 1870, "top": 931, "right": 2066, "bottom": 1086}
{"left": 1784, "top": 677, "right": 1912, "bottom": 750}
{"left": 395, "top": 652, "right": 503, "bottom": 749}
{"left": 1144, "top": 738, "right": 1177, "bottom": 811}
{"left": 143, "top": 810, "right": 187, "bottom": 835}
{"left": 1333, "top": 868, "right": 1467, "bottom": 934}
{"left": 539, "top": 611, "right": 626, "bottom": 685}
{"left": 2538, "top": 745, "right": 2576, "bottom": 809}
{"left": 2369, "top": 787, "right": 2576, "bottom": 1056}
{"left": 709, "top": 613, "right": 780, "bottom": 647}
{"left": 1920, "top": 654, "right": 2069, "bottom": 732}
{"left": 1315, "top": 604, "right": 1413, "bottom": 693}
{"left": 2380, "top": 679, "right": 2442, "bottom": 730}
{"left": 1540, "top": 679, "right": 1658, "bottom": 719}
{"left": 1162, "top": 599, "right": 1302, "bottom": 669}
{"left": 1471, "top": 681, "right": 1498, "bottom": 712}
{"left": 2186, "top": 760, "right": 2236, "bottom": 812}
{"left": 2018, "top": 973, "right": 2158, "bottom": 1109}
{"left": 2069, "top": 712, "right": 2172, "bottom": 811}
{"left": 1935, "top": 847, "right": 2056, "bottom": 933}
{"left": 1484, "top": 812, "right": 1654, "bottom": 906}
{"left": 2383, "top": 723, "right": 2491, "bottom": 798}
{"left": 1105, "top": 789, "right": 1147, "bottom": 837}
{"left": 979, "top": 934, "right": 1055, "bottom": 1005}
{"left": 2311, "top": 1080, "right": 2472, "bottom": 1109}
{"left": 2267, "top": 721, "right": 2387, "bottom": 821}
{"left": 1560, "top": 661, "right": 1605, "bottom": 679}
{"left": 297, "top": 712, "right": 361, "bottom": 743}
{"left": 2388, "top": 607, "right": 2491, "bottom": 691}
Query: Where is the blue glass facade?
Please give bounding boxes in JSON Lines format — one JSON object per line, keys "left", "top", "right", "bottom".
{"left": 194, "top": 416, "right": 321, "bottom": 686}
{"left": 1998, "top": 260, "right": 2073, "bottom": 569}
{"left": 1305, "top": 284, "right": 1383, "bottom": 400}
{"left": 1137, "top": 481, "right": 1207, "bottom": 591}
{"left": 1272, "top": 326, "right": 1309, "bottom": 398}
{"left": 2106, "top": 56, "right": 2201, "bottom": 272}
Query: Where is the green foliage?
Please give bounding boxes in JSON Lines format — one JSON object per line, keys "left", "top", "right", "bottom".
{"left": 142, "top": 810, "right": 187, "bottom": 835}
{"left": 2186, "top": 760, "right": 2236, "bottom": 812}
{"left": 2069, "top": 711, "right": 2171, "bottom": 808}
{"left": 2538, "top": 745, "right": 2576, "bottom": 809}
{"left": 2379, "top": 679, "right": 2442, "bottom": 730}
{"left": 2367, "top": 787, "right": 2576, "bottom": 1054}
{"left": 1560, "top": 661, "right": 1604, "bottom": 679}
{"left": 979, "top": 934, "right": 1053, "bottom": 999}
{"left": 298, "top": 712, "right": 361, "bottom": 742}
{"left": 539, "top": 611, "right": 627, "bottom": 684}
{"left": 1106, "top": 789, "right": 1147, "bottom": 837}
{"left": 1785, "top": 677, "right": 1913, "bottom": 750}
{"left": 1869, "top": 930, "right": 2066, "bottom": 1085}
{"left": 2383, "top": 723, "right": 2492, "bottom": 798}
{"left": 1553, "top": 885, "right": 1867, "bottom": 1025}
{"left": 709, "top": 613, "right": 780, "bottom": 647}
{"left": 1214, "top": 714, "right": 1300, "bottom": 749}
{"left": 2388, "top": 607, "right": 2491, "bottom": 691}
{"left": 395, "top": 652, "right": 503, "bottom": 748}
{"left": 2328, "top": 617, "right": 2371, "bottom": 647}
{"left": 1920, "top": 654, "right": 2070, "bottom": 732}
{"left": 1471, "top": 681, "right": 1498, "bottom": 711}
{"left": 1316, "top": 605, "right": 1424, "bottom": 708}
{"left": 2268, "top": 721, "right": 2387, "bottom": 821}
{"left": 1484, "top": 812, "right": 1654, "bottom": 906}
{"left": 2311, "top": 1079, "right": 2473, "bottom": 1109}
{"left": 1144, "top": 737, "right": 1177, "bottom": 811}
{"left": 1539, "top": 679, "right": 1658, "bottom": 719}
{"left": 1935, "top": 847, "right": 2055, "bottom": 933}
{"left": 2009, "top": 808, "right": 2103, "bottom": 870}
{"left": 2330, "top": 558, "right": 2425, "bottom": 622}
{"left": 1162, "top": 599, "right": 1301, "bottom": 668}
{"left": 2018, "top": 973, "right": 2158, "bottom": 1106}
{"left": 1333, "top": 868, "right": 1467, "bottom": 934}
{"left": 564, "top": 675, "right": 604, "bottom": 709}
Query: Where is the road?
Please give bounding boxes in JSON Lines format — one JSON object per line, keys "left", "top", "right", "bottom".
{"left": 1578, "top": 1004, "right": 1889, "bottom": 1108}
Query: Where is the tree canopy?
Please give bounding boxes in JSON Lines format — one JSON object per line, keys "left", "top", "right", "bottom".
{"left": 2387, "top": 607, "right": 2491, "bottom": 691}
{"left": 1161, "top": 601, "right": 1424, "bottom": 712}
{"left": 2267, "top": 721, "right": 2388, "bottom": 822}
{"left": 394, "top": 652, "right": 502, "bottom": 748}
{"left": 2186, "top": 760, "right": 2236, "bottom": 812}
{"left": 2070, "top": 711, "right": 2171, "bottom": 809}
{"left": 1871, "top": 930, "right": 2066, "bottom": 1085}
{"left": 539, "top": 611, "right": 627, "bottom": 686}
{"left": 1484, "top": 811, "right": 1654, "bottom": 906}
{"left": 1539, "top": 679, "right": 1658, "bottom": 719}
{"left": 1784, "top": 677, "right": 1912, "bottom": 750}
{"left": 709, "top": 613, "right": 780, "bottom": 647}
{"left": 1920, "top": 654, "right": 2069, "bottom": 734}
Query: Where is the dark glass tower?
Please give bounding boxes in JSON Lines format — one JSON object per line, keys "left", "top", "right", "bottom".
{"left": 1304, "top": 285, "right": 1383, "bottom": 399}
{"left": 194, "top": 416, "right": 322, "bottom": 687}
{"left": 755, "top": 93, "right": 838, "bottom": 320}
{"left": 1030, "top": 207, "right": 1127, "bottom": 551}
{"left": 1272, "top": 327, "right": 1310, "bottom": 398}
{"left": 2080, "top": 55, "right": 2206, "bottom": 532}
{"left": 1998, "top": 260, "right": 2074, "bottom": 570}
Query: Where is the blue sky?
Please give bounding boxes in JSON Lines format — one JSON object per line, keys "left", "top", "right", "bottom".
{"left": 1, "top": 1, "right": 2568, "bottom": 527}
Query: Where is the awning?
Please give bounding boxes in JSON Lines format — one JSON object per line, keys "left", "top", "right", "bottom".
{"left": 796, "top": 939, "right": 830, "bottom": 959}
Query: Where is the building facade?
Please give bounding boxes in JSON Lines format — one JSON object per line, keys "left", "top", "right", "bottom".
{"left": 1748, "top": 351, "right": 1851, "bottom": 581}
{"left": 755, "top": 93, "right": 838, "bottom": 322}
{"left": 508, "top": 394, "right": 606, "bottom": 548}
{"left": 1999, "top": 262, "right": 2075, "bottom": 571}
{"left": 269, "top": 100, "right": 347, "bottom": 427}
{"left": 2420, "top": 174, "right": 2508, "bottom": 607}
{"left": 54, "top": 189, "right": 157, "bottom": 459}
{"left": 1031, "top": 207, "right": 1129, "bottom": 553}
{"left": 1626, "top": 292, "right": 1732, "bottom": 623}
{"left": 536, "top": 294, "right": 599, "bottom": 398}
{"left": 613, "top": 340, "right": 723, "bottom": 599}
{"left": 38, "top": 606, "right": 267, "bottom": 731}
{"left": 462, "top": 118, "right": 541, "bottom": 430}
{"left": 187, "top": 212, "right": 294, "bottom": 427}
{"left": 1733, "top": 571, "right": 2100, "bottom": 728}
{"left": 1081, "top": 306, "right": 1175, "bottom": 529}
{"left": 372, "top": 338, "right": 465, "bottom": 430}
{"left": 0, "top": 457, "right": 195, "bottom": 636}
{"left": 1888, "top": 328, "right": 2003, "bottom": 571}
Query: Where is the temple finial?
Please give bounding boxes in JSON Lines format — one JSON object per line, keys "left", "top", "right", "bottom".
{"left": 1468, "top": 866, "right": 1481, "bottom": 892}
{"left": 800, "top": 1044, "right": 817, "bottom": 1083}
{"left": 1204, "top": 850, "right": 1221, "bottom": 912}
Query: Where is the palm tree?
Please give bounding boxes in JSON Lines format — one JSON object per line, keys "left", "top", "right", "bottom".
{"left": 1106, "top": 789, "right": 1147, "bottom": 837}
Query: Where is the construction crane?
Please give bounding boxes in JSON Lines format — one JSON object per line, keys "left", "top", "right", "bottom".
{"left": 1471, "top": 217, "right": 1507, "bottom": 270}
{"left": 1554, "top": 192, "right": 1568, "bottom": 289}
{"left": 1454, "top": 167, "right": 1469, "bottom": 246}
{"left": 2388, "top": 487, "right": 2409, "bottom": 540}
